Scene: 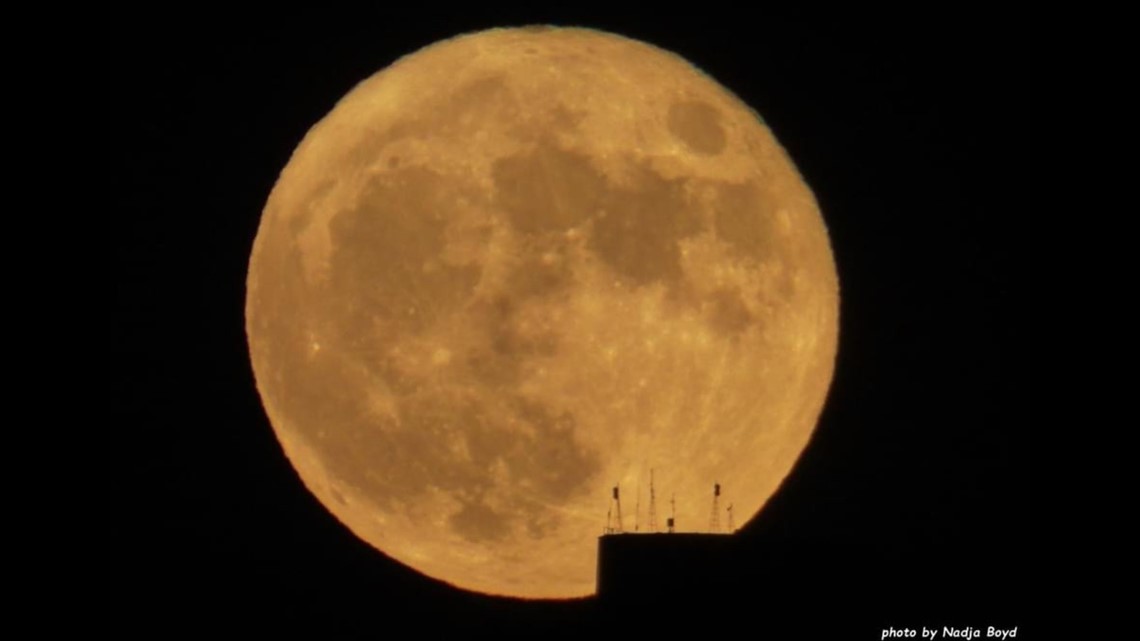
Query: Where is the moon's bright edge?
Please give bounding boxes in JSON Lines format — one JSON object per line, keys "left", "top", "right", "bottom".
{"left": 246, "top": 26, "right": 838, "bottom": 599}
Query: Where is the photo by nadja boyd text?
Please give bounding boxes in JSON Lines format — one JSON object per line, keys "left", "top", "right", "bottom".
{"left": 882, "top": 626, "right": 1019, "bottom": 639}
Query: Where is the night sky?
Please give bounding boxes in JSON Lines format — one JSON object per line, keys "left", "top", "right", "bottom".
{"left": 110, "top": 8, "right": 1031, "bottom": 637}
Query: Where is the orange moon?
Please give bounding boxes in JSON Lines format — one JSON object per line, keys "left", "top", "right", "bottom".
{"left": 246, "top": 26, "right": 838, "bottom": 599}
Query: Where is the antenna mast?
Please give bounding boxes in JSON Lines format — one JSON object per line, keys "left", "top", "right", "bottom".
{"left": 648, "top": 468, "right": 658, "bottom": 533}
{"left": 610, "top": 485, "right": 624, "bottom": 533}
{"left": 667, "top": 493, "right": 676, "bottom": 533}
{"left": 726, "top": 503, "right": 734, "bottom": 533}
{"left": 634, "top": 477, "right": 641, "bottom": 532}
{"left": 709, "top": 483, "right": 721, "bottom": 533}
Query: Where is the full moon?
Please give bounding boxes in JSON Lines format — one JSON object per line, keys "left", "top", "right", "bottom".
{"left": 246, "top": 27, "right": 838, "bottom": 599}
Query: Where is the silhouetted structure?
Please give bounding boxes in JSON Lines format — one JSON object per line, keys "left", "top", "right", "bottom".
{"left": 647, "top": 469, "right": 658, "bottom": 533}
{"left": 596, "top": 533, "right": 736, "bottom": 602}
{"left": 594, "top": 530, "right": 1029, "bottom": 637}
{"left": 605, "top": 485, "right": 624, "bottom": 534}
{"left": 667, "top": 494, "right": 675, "bottom": 533}
{"left": 709, "top": 482, "right": 721, "bottom": 533}
{"left": 634, "top": 479, "right": 640, "bottom": 532}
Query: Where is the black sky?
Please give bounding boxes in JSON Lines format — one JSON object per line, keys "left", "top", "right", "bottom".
{"left": 110, "top": 7, "right": 1031, "bottom": 637}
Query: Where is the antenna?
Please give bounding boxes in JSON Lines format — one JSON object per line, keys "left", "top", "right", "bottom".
{"left": 726, "top": 503, "right": 734, "bottom": 533}
{"left": 667, "top": 493, "right": 676, "bottom": 533}
{"left": 611, "top": 485, "right": 624, "bottom": 533}
{"left": 709, "top": 483, "right": 721, "bottom": 533}
{"left": 605, "top": 507, "right": 613, "bottom": 534}
{"left": 648, "top": 468, "right": 658, "bottom": 533}
{"left": 635, "top": 477, "right": 641, "bottom": 532}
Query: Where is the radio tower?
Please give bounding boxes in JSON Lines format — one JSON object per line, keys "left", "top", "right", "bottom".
{"left": 709, "top": 483, "right": 721, "bottom": 533}
{"left": 611, "top": 485, "right": 624, "bottom": 533}
{"left": 726, "top": 503, "right": 735, "bottom": 533}
{"left": 647, "top": 469, "right": 658, "bottom": 533}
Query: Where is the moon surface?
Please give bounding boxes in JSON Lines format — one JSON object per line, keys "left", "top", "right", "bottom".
{"left": 246, "top": 26, "right": 838, "bottom": 599}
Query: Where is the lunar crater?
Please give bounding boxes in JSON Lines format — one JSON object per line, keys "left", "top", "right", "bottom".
{"left": 668, "top": 100, "right": 727, "bottom": 155}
